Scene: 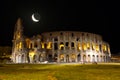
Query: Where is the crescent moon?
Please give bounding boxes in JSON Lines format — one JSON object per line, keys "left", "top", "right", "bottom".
{"left": 32, "top": 14, "right": 39, "bottom": 22}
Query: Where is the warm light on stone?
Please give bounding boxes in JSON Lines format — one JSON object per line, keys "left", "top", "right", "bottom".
{"left": 11, "top": 18, "right": 111, "bottom": 63}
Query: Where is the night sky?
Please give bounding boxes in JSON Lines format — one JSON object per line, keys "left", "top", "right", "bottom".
{"left": 0, "top": 0, "right": 120, "bottom": 54}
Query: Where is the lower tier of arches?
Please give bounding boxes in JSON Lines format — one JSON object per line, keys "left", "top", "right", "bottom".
{"left": 12, "top": 52, "right": 111, "bottom": 63}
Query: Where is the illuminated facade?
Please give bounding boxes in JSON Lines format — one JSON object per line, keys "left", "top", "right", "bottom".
{"left": 11, "top": 18, "right": 111, "bottom": 63}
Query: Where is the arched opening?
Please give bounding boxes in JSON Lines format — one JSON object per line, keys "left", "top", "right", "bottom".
{"left": 60, "top": 42, "right": 64, "bottom": 50}
{"left": 92, "top": 55, "right": 95, "bottom": 62}
{"left": 71, "top": 42, "right": 75, "bottom": 50}
{"left": 96, "top": 55, "right": 99, "bottom": 62}
{"left": 59, "top": 54, "right": 64, "bottom": 62}
{"left": 18, "top": 55, "right": 21, "bottom": 63}
{"left": 100, "top": 56, "right": 102, "bottom": 62}
{"left": 21, "top": 54, "right": 24, "bottom": 63}
{"left": 103, "top": 56, "right": 106, "bottom": 62}
{"left": 71, "top": 54, "right": 76, "bottom": 62}
{"left": 66, "top": 55, "right": 69, "bottom": 62}
{"left": 39, "top": 54, "right": 43, "bottom": 62}
{"left": 44, "top": 43, "right": 47, "bottom": 49}
{"left": 48, "top": 54, "right": 52, "bottom": 62}
{"left": 83, "top": 55, "right": 86, "bottom": 62}
{"left": 54, "top": 43, "right": 58, "bottom": 50}
{"left": 88, "top": 55, "right": 90, "bottom": 62}
{"left": 54, "top": 53, "right": 58, "bottom": 62}
{"left": 77, "top": 54, "right": 81, "bottom": 62}
{"left": 33, "top": 55, "right": 37, "bottom": 63}
{"left": 30, "top": 43, "right": 32, "bottom": 49}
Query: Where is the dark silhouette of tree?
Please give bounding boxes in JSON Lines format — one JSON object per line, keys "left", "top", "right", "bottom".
{"left": 0, "top": 46, "right": 12, "bottom": 63}
{"left": 0, "top": 46, "right": 12, "bottom": 57}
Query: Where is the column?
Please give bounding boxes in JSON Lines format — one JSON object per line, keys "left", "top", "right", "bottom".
{"left": 64, "top": 54, "right": 66, "bottom": 62}
{"left": 57, "top": 54, "right": 60, "bottom": 63}
{"left": 81, "top": 54, "right": 83, "bottom": 62}
{"left": 75, "top": 54, "right": 77, "bottom": 62}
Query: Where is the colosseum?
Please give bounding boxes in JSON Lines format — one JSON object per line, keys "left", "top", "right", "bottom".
{"left": 11, "top": 18, "right": 111, "bottom": 63}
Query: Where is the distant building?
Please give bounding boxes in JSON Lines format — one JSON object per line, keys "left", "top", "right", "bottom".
{"left": 111, "top": 53, "right": 120, "bottom": 62}
{"left": 11, "top": 18, "right": 111, "bottom": 63}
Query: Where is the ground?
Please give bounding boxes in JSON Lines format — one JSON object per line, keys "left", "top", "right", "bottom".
{"left": 0, "top": 63, "right": 120, "bottom": 80}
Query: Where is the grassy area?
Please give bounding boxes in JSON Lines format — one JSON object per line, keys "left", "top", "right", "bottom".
{"left": 0, "top": 63, "right": 120, "bottom": 80}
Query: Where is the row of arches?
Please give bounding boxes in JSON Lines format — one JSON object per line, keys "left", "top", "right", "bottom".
{"left": 29, "top": 53, "right": 110, "bottom": 63}
{"left": 58, "top": 54, "right": 109, "bottom": 63}
{"left": 14, "top": 53, "right": 111, "bottom": 63}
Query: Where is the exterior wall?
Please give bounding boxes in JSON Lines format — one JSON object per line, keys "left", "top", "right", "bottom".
{"left": 11, "top": 19, "right": 111, "bottom": 63}
{"left": 12, "top": 31, "right": 111, "bottom": 63}
{"left": 40, "top": 31, "right": 111, "bottom": 63}
{"left": 11, "top": 18, "right": 28, "bottom": 63}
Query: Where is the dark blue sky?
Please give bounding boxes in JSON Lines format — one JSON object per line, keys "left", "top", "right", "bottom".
{"left": 0, "top": 0, "right": 120, "bottom": 54}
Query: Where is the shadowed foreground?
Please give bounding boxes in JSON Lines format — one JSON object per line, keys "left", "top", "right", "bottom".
{"left": 0, "top": 63, "right": 120, "bottom": 80}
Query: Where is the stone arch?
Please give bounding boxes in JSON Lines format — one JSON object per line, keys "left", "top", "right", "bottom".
{"left": 96, "top": 55, "right": 99, "bottom": 62}
{"left": 17, "top": 54, "right": 21, "bottom": 63}
{"left": 77, "top": 54, "right": 81, "bottom": 62}
{"left": 92, "top": 55, "right": 95, "bottom": 62}
{"left": 39, "top": 54, "right": 43, "bottom": 62}
{"left": 100, "top": 55, "right": 102, "bottom": 62}
{"left": 16, "top": 55, "right": 19, "bottom": 63}
{"left": 83, "top": 55, "right": 86, "bottom": 62}
{"left": 59, "top": 54, "right": 64, "bottom": 62}
{"left": 88, "top": 55, "right": 90, "bottom": 62}
{"left": 38, "top": 54, "right": 41, "bottom": 62}
{"left": 66, "top": 54, "right": 69, "bottom": 62}
{"left": 30, "top": 43, "right": 32, "bottom": 48}
{"left": 103, "top": 56, "right": 106, "bottom": 62}
{"left": 48, "top": 54, "right": 53, "bottom": 62}
{"left": 71, "top": 54, "right": 76, "bottom": 62}
{"left": 54, "top": 53, "right": 58, "bottom": 62}
{"left": 71, "top": 42, "right": 74, "bottom": 47}
{"left": 33, "top": 55, "right": 37, "bottom": 63}
{"left": 21, "top": 54, "right": 24, "bottom": 63}
{"left": 60, "top": 42, "right": 64, "bottom": 50}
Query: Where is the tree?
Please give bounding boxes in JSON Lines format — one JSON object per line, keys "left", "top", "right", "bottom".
{"left": 0, "top": 46, "right": 12, "bottom": 56}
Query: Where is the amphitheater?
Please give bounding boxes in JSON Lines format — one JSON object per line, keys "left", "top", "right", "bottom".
{"left": 11, "top": 18, "right": 111, "bottom": 63}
